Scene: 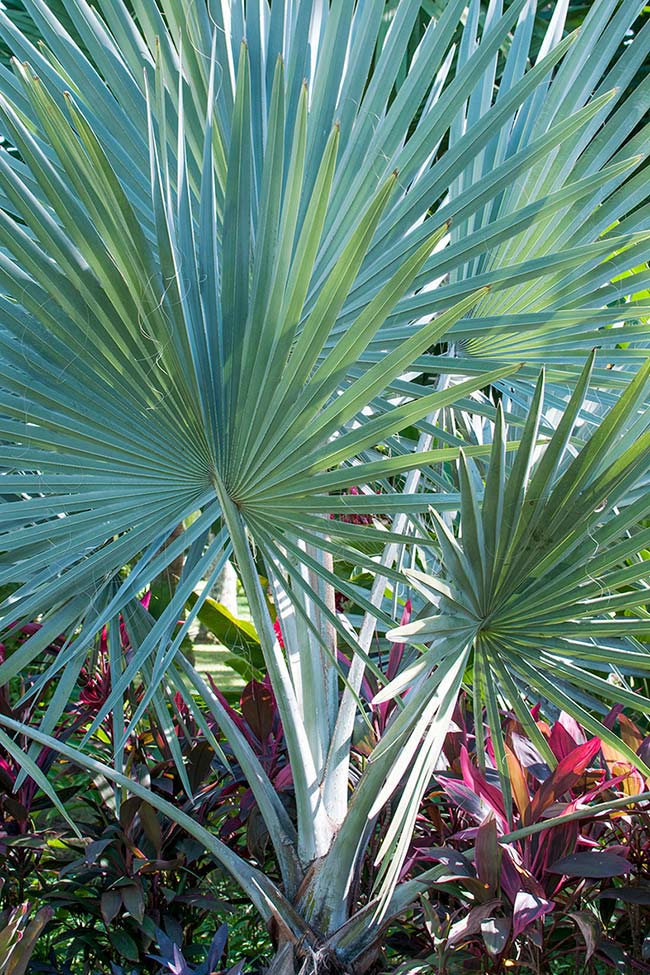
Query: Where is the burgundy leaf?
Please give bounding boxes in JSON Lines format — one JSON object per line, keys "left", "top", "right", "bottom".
{"left": 187, "top": 740, "right": 215, "bottom": 793}
{"left": 241, "top": 681, "right": 275, "bottom": 741}
{"left": 419, "top": 847, "right": 474, "bottom": 877}
{"left": 598, "top": 942, "right": 631, "bottom": 971}
{"left": 547, "top": 851, "right": 632, "bottom": 878}
{"left": 603, "top": 705, "right": 625, "bottom": 731}
{"left": 526, "top": 737, "right": 601, "bottom": 824}
{"left": 138, "top": 801, "right": 163, "bottom": 857}
{"left": 548, "top": 721, "right": 580, "bottom": 762}
{"left": 512, "top": 891, "right": 555, "bottom": 939}
{"left": 119, "top": 795, "right": 142, "bottom": 831}
{"left": 246, "top": 805, "right": 270, "bottom": 860}
{"left": 597, "top": 886, "right": 650, "bottom": 904}
{"left": 207, "top": 676, "right": 254, "bottom": 745}
{"left": 459, "top": 748, "right": 508, "bottom": 828}
{"left": 2, "top": 797, "right": 28, "bottom": 823}
{"left": 447, "top": 899, "right": 502, "bottom": 948}
{"left": 475, "top": 815, "right": 501, "bottom": 895}
{"left": 436, "top": 776, "right": 493, "bottom": 823}
{"left": 534, "top": 818, "right": 579, "bottom": 885}
{"left": 481, "top": 916, "right": 511, "bottom": 957}
{"left": 85, "top": 837, "right": 114, "bottom": 864}
{"left": 101, "top": 889, "right": 122, "bottom": 926}
{"left": 120, "top": 882, "right": 146, "bottom": 924}
{"left": 568, "top": 911, "right": 600, "bottom": 960}
{"left": 272, "top": 765, "right": 293, "bottom": 790}
{"left": 557, "top": 713, "right": 586, "bottom": 746}
{"left": 499, "top": 847, "right": 545, "bottom": 905}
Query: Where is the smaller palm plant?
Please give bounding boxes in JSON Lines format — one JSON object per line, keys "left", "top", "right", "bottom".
{"left": 389, "top": 354, "right": 650, "bottom": 827}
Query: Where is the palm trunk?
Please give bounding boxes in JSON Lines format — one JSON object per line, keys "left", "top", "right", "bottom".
{"left": 266, "top": 928, "right": 386, "bottom": 975}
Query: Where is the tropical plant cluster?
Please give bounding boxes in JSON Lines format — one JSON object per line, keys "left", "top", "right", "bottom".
{"left": 2, "top": 630, "right": 650, "bottom": 974}
{"left": 0, "top": 0, "right": 650, "bottom": 972}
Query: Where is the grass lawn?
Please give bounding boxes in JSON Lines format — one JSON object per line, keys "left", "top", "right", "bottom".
{"left": 193, "top": 643, "right": 247, "bottom": 698}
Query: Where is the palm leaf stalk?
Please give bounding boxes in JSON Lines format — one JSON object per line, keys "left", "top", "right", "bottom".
{"left": 0, "top": 1, "right": 649, "bottom": 971}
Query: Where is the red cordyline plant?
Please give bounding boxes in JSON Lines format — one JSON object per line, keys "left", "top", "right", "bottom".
{"left": 0, "top": 589, "right": 189, "bottom": 911}
{"left": 205, "top": 675, "right": 292, "bottom": 861}
{"left": 0, "top": 625, "right": 237, "bottom": 971}
{"left": 0, "top": 625, "right": 76, "bottom": 845}
{"left": 393, "top": 700, "right": 650, "bottom": 973}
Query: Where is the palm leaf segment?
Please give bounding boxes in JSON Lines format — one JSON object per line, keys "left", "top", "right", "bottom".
{"left": 444, "top": 0, "right": 650, "bottom": 392}
{"left": 390, "top": 353, "right": 650, "bottom": 823}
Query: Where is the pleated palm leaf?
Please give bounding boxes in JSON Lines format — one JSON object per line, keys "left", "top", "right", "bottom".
{"left": 0, "top": 0, "right": 649, "bottom": 971}
{"left": 388, "top": 354, "right": 650, "bottom": 829}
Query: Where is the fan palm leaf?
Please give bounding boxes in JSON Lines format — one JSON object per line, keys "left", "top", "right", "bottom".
{"left": 389, "top": 354, "right": 650, "bottom": 830}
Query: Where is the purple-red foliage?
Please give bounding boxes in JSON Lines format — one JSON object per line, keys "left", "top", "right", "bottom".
{"left": 397, "top": 696, "right": 650, "bottom": 971}
{"left": 205, "top": 676, "right": 291, "bottom": 862}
